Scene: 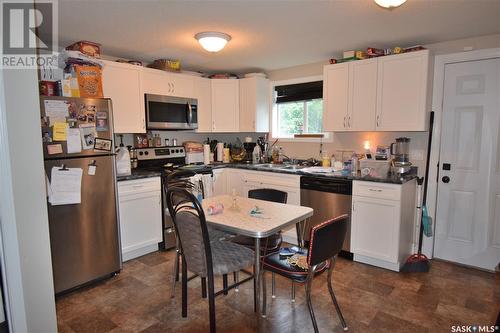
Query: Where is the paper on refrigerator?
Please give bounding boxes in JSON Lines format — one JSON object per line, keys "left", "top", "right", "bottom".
{"left": 66, "top": 128, "right": 82, "bottom": 153}
{"left": 48, "top": 167, "right": 83, "bottom": 205}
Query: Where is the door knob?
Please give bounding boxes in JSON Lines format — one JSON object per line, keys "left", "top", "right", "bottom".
{"left": 442, "top": 176, "right": 450, "bottom": 183}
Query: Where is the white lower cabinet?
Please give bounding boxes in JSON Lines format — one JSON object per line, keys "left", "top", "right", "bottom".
{"left": 351, "top": 180, "right": 416, "bottom": 271}
{"left": 117, "top": 177, "right": 163, "bottom": 261}
{"left": 241, "top": 170, "right": 301, "bottom": 243}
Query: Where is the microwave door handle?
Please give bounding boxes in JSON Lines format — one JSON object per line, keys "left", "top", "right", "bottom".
{"left": 186, "top": 103, "right": 193, "bottom": 124}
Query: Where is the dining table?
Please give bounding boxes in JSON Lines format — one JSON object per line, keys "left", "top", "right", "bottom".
{"left": 201, "top": 194, "right": 314, "bottom": 320}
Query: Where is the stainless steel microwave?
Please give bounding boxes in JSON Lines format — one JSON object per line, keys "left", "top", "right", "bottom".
{"left": 145, "top": 94, "right": 198, "bottom": 130}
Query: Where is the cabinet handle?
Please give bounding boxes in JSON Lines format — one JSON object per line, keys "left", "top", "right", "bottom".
{"left": 171, "top": 82, "right": 175, "bottom": 93}
{"left": 368, "top": 188, "right": 382, "bottom": 192}
{"left": 343, "top": 116, "right": 346, "bottom": 128}
{"left": 348, "top": 116, "right": 351, "bottom": 128}
{"left": 376, "top": 115, "right": 380, "bottom": 127}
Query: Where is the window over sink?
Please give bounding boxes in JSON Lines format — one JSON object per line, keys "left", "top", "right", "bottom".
{"left": 271, "top": 76, "right": 331, "bottom": 142}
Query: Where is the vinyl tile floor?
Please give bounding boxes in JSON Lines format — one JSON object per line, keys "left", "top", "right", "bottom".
{"left": 56, "top": 250, "right": 499, "bottom": 333}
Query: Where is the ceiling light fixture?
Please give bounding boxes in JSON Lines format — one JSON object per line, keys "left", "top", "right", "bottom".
{"left": 195, "top": 32, "right": 231, "bottom": 52}
{"left": 374, "top": 0, "right": 407, "bottom": 9}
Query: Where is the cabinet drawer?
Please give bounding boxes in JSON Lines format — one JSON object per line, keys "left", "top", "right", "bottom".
{"left": 353, "top": 181, "right": 401, "bottom": 201}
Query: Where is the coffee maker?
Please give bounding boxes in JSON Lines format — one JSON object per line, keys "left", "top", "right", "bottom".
{"left": 243, "top": 142, "right": 256, "bottom": 163}
{"left": 390, "top": 137, "right": 412, "bottom": 175}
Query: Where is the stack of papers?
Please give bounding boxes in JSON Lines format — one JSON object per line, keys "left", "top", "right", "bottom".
{"left": 47, "top": 167, "right": 83, "bottom": 205}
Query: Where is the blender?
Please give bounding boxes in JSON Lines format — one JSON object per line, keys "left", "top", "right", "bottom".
{"left": 390, "top": 137, "right": 412, "bottom": 175}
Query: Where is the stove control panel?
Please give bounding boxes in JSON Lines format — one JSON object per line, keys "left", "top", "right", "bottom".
{"left": 136, "top": 146, "right": 186, "bottom": 161}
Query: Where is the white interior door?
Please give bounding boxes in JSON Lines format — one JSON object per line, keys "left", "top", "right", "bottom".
{"left": 435, "top": 58, "right": 500, "bottom": 271}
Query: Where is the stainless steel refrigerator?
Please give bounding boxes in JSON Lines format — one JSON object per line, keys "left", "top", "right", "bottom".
{"left": 40, "top": 96, "right": 121, "bottom": 294}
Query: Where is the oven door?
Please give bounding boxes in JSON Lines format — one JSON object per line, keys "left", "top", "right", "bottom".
{"left": 146, "top": 94, "right": 198, "bottom": 130}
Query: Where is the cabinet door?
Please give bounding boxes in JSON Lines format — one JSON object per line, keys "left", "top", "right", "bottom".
{"left": 141, "top": 69, "right": 170, "bottom": 95}
{"left": 225, "top": 169, "right": 244, "bottom": 196}
{"left": 212, "top": 169, "right": 227, "bottom": 196}
{"left": 102, "top": 62, "right": 145, "bottom": 133}
{"left": 351, "top": 196, "right": 400, "bottom": 262}
{"left": 376, "top": 50, "right": 430, "bottom": 131}
{"left": 211, "top": 79, "right": 239, "bottom": 132}
{"left": 168, "top": 73, "right": 195, "bottom": 98}
{"left": 323, "top": 63, "right": 349, "bottom": 131}
{"left": 194, "top": 77, "right": 212, "bottom": 132}
{"left": 239, "top": 77, "right": 270, "bottom": 132}
{"left": 349, "top": 59, "right": 377, "bottom": 131}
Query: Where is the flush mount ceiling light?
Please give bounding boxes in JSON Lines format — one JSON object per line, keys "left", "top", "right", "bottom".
{"left": 374, "top": 0, "right": 407, "bottom": 9}
{"left": 195, "top": 32, "right": 231, "bottom": 52}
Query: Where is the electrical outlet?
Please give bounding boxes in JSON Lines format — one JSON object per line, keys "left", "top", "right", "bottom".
{"left": 410, "top": 150, "right": 425, "bottom": 161}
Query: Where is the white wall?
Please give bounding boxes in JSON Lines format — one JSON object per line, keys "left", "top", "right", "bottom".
{"left": 0, "top": 66, "right": 57, "bottom": 332}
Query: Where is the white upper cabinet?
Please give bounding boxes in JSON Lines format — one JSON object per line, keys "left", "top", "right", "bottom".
{"left": 102, "top": 60, "right": 145, "bottom": 133}
{"left": 349, "top": 59, "right": 377, "bottom": 131}
{"left": 194, "top": 77, "right": 212, "bottom": 133}
{"left": 376, "top": 50, "right": 431, "bottom": 131}
{"left": 323, "top": 50, "right": 431, "bottom": 132}
{"left": 323, "top": 63, "right": 349, "bottom": 131}
{"left": 239, "top": 77, "right": 270, "bottom": 132}
{"left": 211, "top": 79, "right": 239, "bottom": 132}
{"left": 141, "top": 68, "right": 194, "bottom": 98}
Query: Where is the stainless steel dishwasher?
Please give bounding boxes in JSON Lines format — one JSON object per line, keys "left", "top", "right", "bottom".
{"left": 300, "top": 176, "right": 353, "bottom": 259}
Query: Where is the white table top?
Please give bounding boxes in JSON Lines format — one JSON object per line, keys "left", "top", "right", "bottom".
{"left": 202, "top": 195, "right": 313, "bottom": 238}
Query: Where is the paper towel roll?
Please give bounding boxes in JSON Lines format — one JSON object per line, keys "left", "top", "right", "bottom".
{"left": 203, "top": 144, "right": 210, "bottom": 165}
{"left": 216, "top": 142, "right": 224, "bottom": 162}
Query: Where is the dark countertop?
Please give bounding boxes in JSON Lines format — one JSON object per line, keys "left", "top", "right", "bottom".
{"left": 116, "top": 169, "right": 162, "bottom": 181}
{"left": 117, "top": 163, "right": 417, "bottom": 184}
{"left": 210, "top": 162, "right": 417, "bottom": 184}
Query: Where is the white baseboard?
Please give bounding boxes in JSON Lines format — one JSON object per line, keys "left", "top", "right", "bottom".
{"left": 122, "top": 244, "right": 159, "bottom": 262}
{"left": 353, "top": 254, "right": 400, "bottom": 272}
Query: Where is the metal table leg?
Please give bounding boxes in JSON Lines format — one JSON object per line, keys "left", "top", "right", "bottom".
{"left": 254, "top": 238, "right": 261, "bottom": 319}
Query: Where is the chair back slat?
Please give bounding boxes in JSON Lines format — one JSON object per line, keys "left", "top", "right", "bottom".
{"left": 307, "top": 214, "right": 348, "bottom": 266}
{"left": 248, "top": 188, "right": 288, "bottom": 204}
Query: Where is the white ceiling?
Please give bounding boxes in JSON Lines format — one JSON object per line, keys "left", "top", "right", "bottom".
{"left": 57, "top": 0, "right": 500, "bottom": 73}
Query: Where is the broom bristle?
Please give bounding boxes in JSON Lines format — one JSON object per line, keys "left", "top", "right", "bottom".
{"left": 401, "top": 254, "right": 430, "bottom": 273}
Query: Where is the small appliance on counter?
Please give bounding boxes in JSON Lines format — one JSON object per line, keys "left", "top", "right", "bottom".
{"left": 391, "top": 137, "right": 412, "bottom": 175}
{"left": 243, "top": 142, "right": 256, "bottom": 163}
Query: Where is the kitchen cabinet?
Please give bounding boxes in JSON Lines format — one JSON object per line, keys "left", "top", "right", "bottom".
{"left": 349, "top": 59, "right": 377, "bottom": 131}
{"left": 241, "top": 170, "right": 301, "bottom": 243}
{"left": 194, "top": 77, "right": 212, "bottom": 132}
{"left": 376, "top": 50, "right": 431, "bottom": 131}
{"left": 117, "top": 177, "right": 163, "bottom": 261}
{"left": 323, "top": 63, "right": 349, "bottom": 132}
{"left": 102, "top": 60, "right": 145, "bottom": 133}
{"left": 351, "top": 180, "right": 416, "bottom": 271}
{"left": 323, "top": 50, "right": 430, "bottom": 132}
{"left": 211, "top": 79, "right": 239, "bottom": 132}
{"left": 225, "top": 169, "right": 245, "bottom": 196}
{"left": 239, "top": 77, "right": 270, "bottom": 132}
{"left": 212, "top": 168, "right": 227, "bottom": 196}
{"left": 141, "top": 68, "right": 195, "bottom": 98}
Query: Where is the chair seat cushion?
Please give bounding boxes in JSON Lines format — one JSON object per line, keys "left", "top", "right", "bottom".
{"left": 231, "top": 233, "right": 282, "bottom": 254}
{"left": 262, "top": 251, "right": 327, "bottom": 283}
{"left": 204, "top": 240, "right": 255, "bottom": 277}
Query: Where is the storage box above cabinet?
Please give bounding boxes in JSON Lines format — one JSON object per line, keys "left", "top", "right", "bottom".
{"left": 102, "top": 60, "right": 145, "bottom": 133}
{"left": 239, "top": 77, "right": 270, "bottom": 133}
{"left": 323, "top": 50, "right": 431, "bottom": 132}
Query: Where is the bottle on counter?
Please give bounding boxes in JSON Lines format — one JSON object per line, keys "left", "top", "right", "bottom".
{"left": 351, "top": 152, "right": 359, "bottom": 176}
{"left": 322, "top": 151, "right": 331, "bottom": 167}
{"left": 154, "top": 134, "right": 162, "bottom": 147}
{"left": 164, "top": 138, "right": 169, "bottom": 147}
{"left": 252, "top": 145, "right": 262, "bottom": 164}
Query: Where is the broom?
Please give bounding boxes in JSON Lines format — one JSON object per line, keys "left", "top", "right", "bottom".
{"left": 401, "top": 111, "right": 434, "bottom": 273}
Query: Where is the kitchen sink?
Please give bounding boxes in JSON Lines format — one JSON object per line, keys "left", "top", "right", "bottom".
{"left": 253, "top": 163, "right": 305, "bottom": 170}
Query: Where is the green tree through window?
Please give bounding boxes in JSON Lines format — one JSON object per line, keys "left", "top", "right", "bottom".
{"left": 277, "top": 99, "right": 323, "bottom": 137}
